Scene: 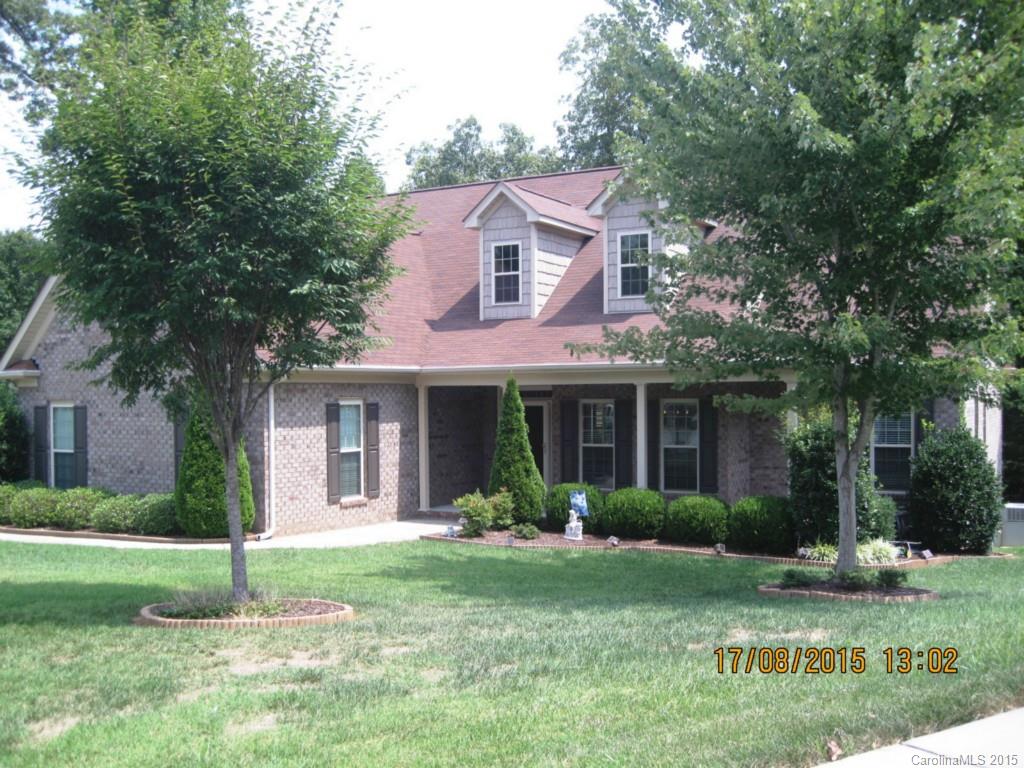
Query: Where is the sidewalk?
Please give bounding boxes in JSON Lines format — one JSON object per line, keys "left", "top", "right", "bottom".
{"left": 0, "top": 518, "right": 454, "bottom": 550}
{"left": 820, "top": 707, "right": 1023, "bottom": 766}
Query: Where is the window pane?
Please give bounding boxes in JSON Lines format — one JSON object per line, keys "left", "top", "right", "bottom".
{"left": 340, "top": 452, "right": 361, "bottom": 497}
{"left": 494, "top": 244, "right": 519, "bottom": 274}
{"left": 53, "top": 452, "right": 75, "bottom": 490}
{"left": 340, "top": 404, "right": 361, "bottom": 450}
{"left": 874, "top": 413, "right": 912, "bottom": 445}
{"left": 620, "top": 233, "right": 649, "bottom": 265}
{"left": 582, "top": 402, "right": 614, "bottom": 446}
{"left": 620, "top": 265, "right": 649, "bottom": 297}
{"left": 53, "top": 407, "right": 75, "bottom": 452}
{"left": 664, "top": 447, "right": 698, "bottom": 492}
{"left": 494, "top": 274, "right": 519, "bottom": 304}
{"left": 582, "top": 446, "right": 614, "bottom": 489}
{"left": 662, "top": 402, "right": 698, "bottom": 447}
{"left": 874, "top": 446, "right": 911, "bottom": 492}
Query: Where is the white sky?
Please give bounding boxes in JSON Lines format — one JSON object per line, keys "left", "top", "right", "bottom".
{"left": 0, "top": 0, "right": 611, "bottom": 233}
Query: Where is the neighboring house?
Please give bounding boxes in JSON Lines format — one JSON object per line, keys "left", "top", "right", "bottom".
{"left": 0, "top": 167, "right": 1003, "bottom": 534}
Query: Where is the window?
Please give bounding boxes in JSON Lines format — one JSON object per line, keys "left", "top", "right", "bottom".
{"left": 50, "top": 404, "right": 76, "bottom": 490}
{"left": 661, "top": 400, "right": 699, "bottom": 492}
{"left": 580, "top": 401, "right": 615, "bottom": 490}
{"left": 338, "top": 401, "right": 363, "bottom": 498}
{"left": 872, "top": 412, "right": 913, "bottom": 493}
{"left": 492, "top": 242, "right": 521, "bottom": 304}
{"left": 619, "top": 232, "right": 650, "bottom": 298}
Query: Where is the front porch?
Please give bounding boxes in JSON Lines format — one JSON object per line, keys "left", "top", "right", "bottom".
{"left": 417, "top": 377, "right": 789, "bottom": 512}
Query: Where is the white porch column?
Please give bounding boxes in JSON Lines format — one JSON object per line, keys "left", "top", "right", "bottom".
{"left": 636, "top": 382, "right": 648, "bottom": 488}
{"left": 417, "top": 383, "right": 430, "bottom": 511}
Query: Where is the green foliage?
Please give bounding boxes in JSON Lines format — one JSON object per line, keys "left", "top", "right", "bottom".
{"left": 8, "top": 486, "right": 59, "bottom": 527}
{"left": 90, "top": 495, "right": 143, "bottom": 533}
{"left": 52, "top": 487, "right": 108, "bottom": 530}
{"left": 0, "top": 484, "right": 16, "bottom": 524}
{"left": 727, "top": 496, "right": 794, "bottom": 555}
{"left": 663, "top": 495, "right": 729, "bottom": 545}
{"left": 404, "top": 117, "right": 563, "bottom": 190}
{"left": 805, "top": 541, "right": 838, "bottom": 562}
{"left": 510, "top": 523, "right": 540, "bottom": 540}
{"left": 453, "top": 491, "right": 492, "bottom": 538}
{"left": 134, "top": 493, "right": 178, "bottom": 536}
{"left": 834, "top": 570, "right": 877, "bottom": 592}
{"left": 910, "top": 426, "right": 1003, "bottom": 553}
{"left": 779, "top": 568, "right": 824, "bottom": 589}
{"left": 602, "top": 488, "right": 665, "bottom": 539}
{"left": 487, "top": 378, "right": 545, "bottom": 525}
{"left": 876, "top": 569, "right": 909, "bottom": 590}
{"left": 857, "top": 538, "right": 898, "bottom": 565}
{"left": 175, "top": 408, "right": 254, "bottom": 539}
{"left": 12, "top": 478, "right": 43, "bottom": 489}
{"left": 0, "top": 382, "right": 29, "bottom": 483}
{"left": 0, "top": 231, "right": 47, "bottom": 351}
{"left": 543, "top": 482, "right": 605, "bottom": 534}
{"left": 488, "top": 489, "right": 515, "bottom": 530}
{"left": 786, "top": 416, "right": 896, "bottom": 544}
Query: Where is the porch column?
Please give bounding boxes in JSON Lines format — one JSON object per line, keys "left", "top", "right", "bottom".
{"left": 636, "top": 382, "right": 647, "bottom": 488}
{"left": 417, "top": 383, "right": 430, "bottom": 511}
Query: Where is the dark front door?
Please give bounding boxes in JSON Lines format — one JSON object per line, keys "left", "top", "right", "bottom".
{"left": 524, "top": 404, "right": 546, "bottom": 482}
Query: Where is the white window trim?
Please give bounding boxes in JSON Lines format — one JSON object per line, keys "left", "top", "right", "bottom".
{"left": 491, "top": 240, "right": 522, "bottom": 306}
{"left": 870, "top": 411, "right": 914, "bottom": 496}
{"left": 617, "top": 229, "right": 652, "bottom": 300}
{"left": 337, "top": 399, "right": 365, "bottom": 501}
{"left": 49, "top": 401, "right": 75, "bottom": 490}
{"left": 579, "top": 399, "right": 615, "bottom": 491}
{"left": 659, "top": 398, "right": 700, "bottom": 494}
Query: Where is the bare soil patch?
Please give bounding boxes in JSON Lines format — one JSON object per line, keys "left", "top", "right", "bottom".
{"left": 29, "top": 715, "right": 80, "bottom": 742}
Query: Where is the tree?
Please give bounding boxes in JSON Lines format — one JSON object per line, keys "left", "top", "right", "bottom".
{"left": 29, "top": 0, "right": 409, "bottom": 599}
{"left": 0, "top": 381, "right": 29, "bottom": 481}
{"left": 488, "top": 377, "right": 545, "bottom": 524}
{"left": 404, "top": 116, "right": 563, "bottom": 190}
{"left": 1, "top": 0, "right": 80, "bottom": 118}
{"left": 0, "top": 229, "right": 47, "bottom": 349}
{"left": 573, "top": 0, "right": 1024, "bottom": 573}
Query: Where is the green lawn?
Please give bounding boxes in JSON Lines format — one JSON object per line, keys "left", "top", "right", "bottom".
{"left": 0, "top": 541, "right": 1021, "bottom": 767}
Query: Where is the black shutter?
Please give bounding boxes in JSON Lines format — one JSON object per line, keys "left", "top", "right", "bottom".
{"left": 699, "top": 397, "right": 718, "bottom": 493}
{"left": 366, "top": 402, "right": 380, "bottom": 499}
{"left": 914, "top": 399, "right": 935, "bottom": 455}
{"left": 560, "top": 400, "right": 578, "bottom": 484}
{"left": 73, "top": 405, "right": 88, "bottom": 488}
{"left": 326, "top": 403, "right": 340, "bottom": 503}
{"left": 614, "top": 398, "right": 634, "bottom": 488}
{"left": 33, "top": 405, "right": 48, "bottom": 485}
{"left": 647, "top": 399, "right": 660, "bottom": 490}
{"left": 173, "top": 414, "right": 187, "bottom": 484}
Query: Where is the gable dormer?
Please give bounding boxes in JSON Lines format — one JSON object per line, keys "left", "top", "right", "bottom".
{"left": 465, "top": 182, "right": 599, "bottom": 321}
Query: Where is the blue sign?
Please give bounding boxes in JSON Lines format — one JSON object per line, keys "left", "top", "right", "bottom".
{"left": 569, "top": 490, "right": 589, "bottom": 517}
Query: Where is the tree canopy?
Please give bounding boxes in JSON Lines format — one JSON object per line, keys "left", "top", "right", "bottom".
{"left": 0, "top": 229, "right": 47, "bottom": 350}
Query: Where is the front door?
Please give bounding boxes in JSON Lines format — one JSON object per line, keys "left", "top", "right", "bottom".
{"left": 523, "top": 404, "right": 550, "bottom": 486}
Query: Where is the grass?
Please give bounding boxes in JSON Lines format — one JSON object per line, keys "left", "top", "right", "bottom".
{"left": 0, "top": 541, "right": 1021, "bottom": 767}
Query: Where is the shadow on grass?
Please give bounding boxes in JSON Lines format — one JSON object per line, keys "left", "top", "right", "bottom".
{"left": 0, "top": 580, "right": 169, "bottom": 627}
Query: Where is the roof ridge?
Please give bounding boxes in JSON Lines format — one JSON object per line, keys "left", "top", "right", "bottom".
{"left": 389, "top": 165, "right": 623, "bottom": 196}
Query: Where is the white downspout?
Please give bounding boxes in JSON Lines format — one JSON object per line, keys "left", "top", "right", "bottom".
{"left": 256, "top": 381, "right": 276, "bottom": 540}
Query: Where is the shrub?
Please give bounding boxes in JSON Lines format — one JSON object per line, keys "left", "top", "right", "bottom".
{"left": 786, "top": 415, "right": 897, "bottom": 544}
{"left": 543, "top": 483, "right": 605, "bottom": 534}
{"left": 780, "top": 568, "right": 824, "bottom": 589}
{"left": 834, "top": 569, "right": 876, "bottom": 591}
{"left": 0, "top": 484, "right": 16, "bottom": 524}
{"left": 489, "top": 489, "right": 515, "bottom": 530}
{"left": 175, "top": 406, "right": 255, "bottom": 538}
{"left": 857, "top": 538, "right": 897, "bottom": 565}
{"left": 910, "top": 426, "right": 1003, "bottom": 553}
{"left": 727, "top": 495, "right": 793, "bottom": 554}
{"left": 510, "top": 523, "right": 540, "bottom": 540}
{"left": 12, "top": 478, "right": 43, "bottom": 490}
{"left": 91, "top": 495, "right": 144, "bottom": 533}
{"left": 602, "top": 488, "right": 665, "bottom": 539}
{"left": 453, "top": 490, "right": 492, "bottom": 537}
{"left": 134, "top": 494, "right": 179, "bottom": 536}
{"left": 52, "top": 487, "right": 108, "bottom": 530}
{"left": 0, "top": 382, "right": 29, "bottom": 483}
{"left": 487, "top": 377, "right": 545, "bottom": 524}
{"left": 876, "top": 569, "right": 909, "bottom": 589}
{"left": 805, "top": 540, "right": 838, "bottom": 562}
{"left": 663, "top": 496, "right": 729, "bottom": 545}
{"left": 8, "top": 487, "right": 60, "bottom": 527}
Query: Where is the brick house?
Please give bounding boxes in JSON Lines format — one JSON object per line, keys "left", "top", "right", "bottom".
{"left": 0, "top": 167, "right": 1002, "bottom": 535}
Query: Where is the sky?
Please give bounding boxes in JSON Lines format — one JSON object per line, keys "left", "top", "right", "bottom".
{"left": 0, "top": 0, "right": 611, "bottom": 233}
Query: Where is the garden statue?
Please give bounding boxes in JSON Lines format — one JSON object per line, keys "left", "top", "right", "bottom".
{"left": 564, "top": 509, "right": 584, "bottom": 541}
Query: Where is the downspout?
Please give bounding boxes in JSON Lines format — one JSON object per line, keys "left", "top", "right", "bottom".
{"left": 256, "top": 381, "right": 276, "bottom": 541}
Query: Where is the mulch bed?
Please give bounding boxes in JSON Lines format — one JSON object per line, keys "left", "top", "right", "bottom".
{"left": 136, "top": 599, "right": 354, "bottom": 629}
{"left": 758, "top": 583, "right": 939, "bottom": 604}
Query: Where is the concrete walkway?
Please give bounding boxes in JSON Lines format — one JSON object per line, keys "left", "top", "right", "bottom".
{"left": 0, "top": 518, "right": 454, "bottom": 550}
{"left": 819, "top": 707, "right": 1023, "bottom": 766}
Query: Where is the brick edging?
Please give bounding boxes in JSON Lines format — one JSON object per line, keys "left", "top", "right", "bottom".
{"left": 134, "top": 600, "right": 355, "bottom": 629}
{"left": 0, "top": 526, "right": 261, "bottom": 545}
{"left": 757, "top": 584, "right": 940, "bottom": 604}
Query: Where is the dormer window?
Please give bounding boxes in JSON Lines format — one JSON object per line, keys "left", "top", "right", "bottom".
{"left": 492, "top": 242, "right": 521, "bottom": 305}
{"left": 618, "top": 231, "right": 650, "bottom": 298}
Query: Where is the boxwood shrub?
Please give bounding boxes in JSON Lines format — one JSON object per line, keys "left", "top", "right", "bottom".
{"left": 53, "top": 487, "right": 110, "bottom": 530}
{"left": 8, "top": 487, "right": 60, "bottom": 528}
{"left": 543, "top": 482, "right": 605, "bottom": 534}
{"left": 663, "top": 495, "right": 729, "bottom": 545}
{"left": 0, "top": 484, "right": 17, "bottom": 525}
{"left": 91, "top": 495, "right": 144, "bottom": 533}
{"left": 602, "top": 488, "right": 665, "bottom": 539}
{"left": 134, "top": 493, "right": 179, "bottom": 536}
{"left": 727, "top": 495, "right": 794, "bottom": 555}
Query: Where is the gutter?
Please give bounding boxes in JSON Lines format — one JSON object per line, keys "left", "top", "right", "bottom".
{"left": 0, "top": 370, "right": 40, "bottom": 380}
{"left": 256, "top": 381, "right": 276, "bottom": 541}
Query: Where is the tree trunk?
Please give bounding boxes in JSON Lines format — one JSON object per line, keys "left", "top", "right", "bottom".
{"left": 224, "top": 436, "right": 250, "bottom": 602}
{"left": 833, "top": 397, "right": 876, "bottom": 575}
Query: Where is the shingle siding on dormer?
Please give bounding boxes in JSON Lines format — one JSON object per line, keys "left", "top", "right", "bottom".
{"left": 606, "top": 197, "right": 661, "bottom": 314}
{"left": 481, "top": 200, "right": 532, "bottom": 320}
{"left": 535, "top": 225, "right": 584, "bottom": 315}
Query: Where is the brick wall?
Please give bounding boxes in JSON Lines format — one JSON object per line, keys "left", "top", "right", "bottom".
{"left": 271, "top": 381, "right": 419, "bottom": 534}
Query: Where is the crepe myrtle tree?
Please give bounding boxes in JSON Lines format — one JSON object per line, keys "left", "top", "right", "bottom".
{"left": 571, "top": 0, "right": 1024, "bottom": 572}
{"left": 28, "top": 0, "right": 409, "bottom": 599}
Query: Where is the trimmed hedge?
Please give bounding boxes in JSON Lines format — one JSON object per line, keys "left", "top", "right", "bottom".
{"left": 53, "top": 487, "right": 110, "bottom": 530}
{"left": 602, "top": 488, "right": 665, "bottom": 539}
{"left": 663, "top": 495, "right": 729, "bottom": 545}
{"left": 543, "top": 483, "right": 605, "bottom": 534}
{"left": 487, "top": 377, "right": 545, "bottom": 524}
{"left": 910, "top": 426, "right": 1003, "bottom": 553}
{"left": 91, "top": 495, "right": 144, "bottom": 533}
{"left": 134, "top": 493, "right": 179, "bottom": 536}
{"left": 727, "top": 495, "right": 794, "bottom": 555}
{"left": 0, "top": 484, "right": 16, "bottom": 525}
{"left": 8, "top": 487, "right": 60, "bottom": 528}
